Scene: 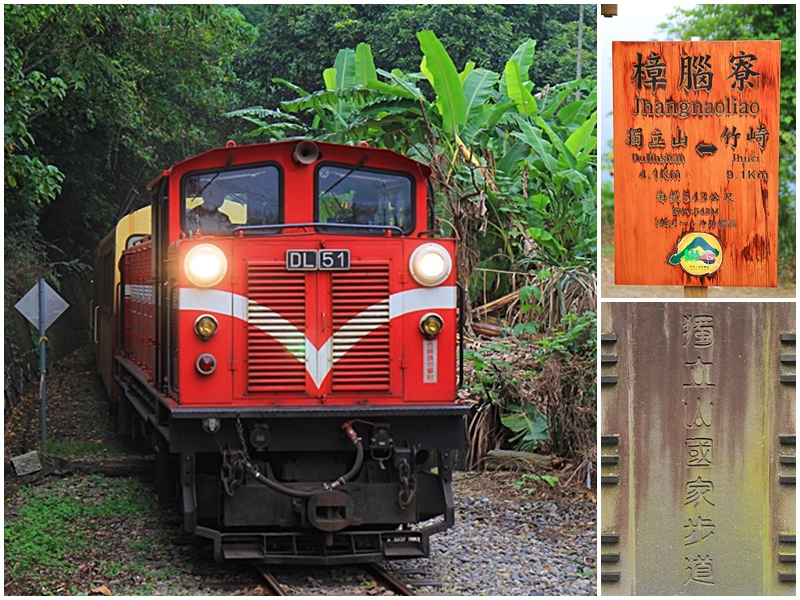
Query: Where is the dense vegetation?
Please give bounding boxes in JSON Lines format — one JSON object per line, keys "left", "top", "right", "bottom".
{"left": 4, "top": 5, "right": 255, "bottom": 377}
{"left": 230, "top": 31, "right": 597, "bottom": 469}
{"left": 5, "top": 5, "right": 597, "bottom": 469}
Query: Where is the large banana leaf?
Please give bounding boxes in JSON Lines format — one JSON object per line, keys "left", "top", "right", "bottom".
{"left": 354, "top": 42, "right": 377, "bottom": 87}
{"left": 509, "top": 39, "right": 536, "bottom": 83}
{"left": 271, "top": 77, "right": 310, "bottom": 97}
{"left": 513, "top": 116, "right": 557, "bottom": 173}
{"left": 501, "top": 402, "right": 548, "bottom": 453}
{"left": 565, "top": 110, "right": 597, "bottom": 156}
{"left": 495, "top": 138, "right": 531, "bottom": 175}
{"left": 280, "top": 88, "right": 340, "bottom": 113}
{"left": 323, "top": 68, "right": 337, "bottom": 92}
{"left": 371, "top": 69, "right": 426, "bottom": 101}
{"left": 536, "top": 115, "right": 576, "bottom": 170}
{"left": 463, "top": 68, "right": 499, "bottom": 118}
{"left": 553, "top": 82, "right": 597, "bottom": 125}
{"left": 504, "top": 60, "right": 537, "bottom": 117}
{"left": 332, "top": 48, "right": 356, "bottom": 90}
{"left": 459, "top": 60, "right": 476, "bottom": 85}
{"left": 573, "top": 83, "right": 597, "bottom": 123}
{"left": 500, "top": 39, "right": 536, "bottom": 97}
{"left": 417, "top": 30, "right": 466, "bottom": 137}
{"left": 536, "top": 79, "right": 595, "bottom": 123}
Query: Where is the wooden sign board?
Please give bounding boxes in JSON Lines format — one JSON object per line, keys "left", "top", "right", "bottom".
{"left": 613, "top": 41, "right": 780, "bottom": 287}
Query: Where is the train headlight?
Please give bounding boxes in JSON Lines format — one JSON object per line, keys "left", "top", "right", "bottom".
{"left": 185, "top": 244, "right": 227, "bottom": 288}
{"left": 409, "top": 243, "right": 452, "bottom": 287}
{"left": 194, "top": 314, "right": 218, "bottom": 340}
{"left": 420, "top": 313, "right": 444, "bottom": 338}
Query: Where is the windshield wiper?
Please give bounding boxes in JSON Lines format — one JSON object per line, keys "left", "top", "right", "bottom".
{"left": 318, "top": 156, "right": 368, "bottom": 201}
{"left": 197, "top": 156, "right": 235, "bottom": 197}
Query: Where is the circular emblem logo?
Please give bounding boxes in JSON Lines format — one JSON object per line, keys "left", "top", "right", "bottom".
{"left": 668, "top": 233, "right": 723, "bottom": 276}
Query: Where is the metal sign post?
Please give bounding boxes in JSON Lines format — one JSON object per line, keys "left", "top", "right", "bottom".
{"left": 14, "top": 278, "right": 69, "bottom": 451}
{"left": 38, "top": 279, "right": 47, "bottom": 449}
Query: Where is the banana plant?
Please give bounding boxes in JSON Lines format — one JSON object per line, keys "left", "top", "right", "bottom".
{"left": 228, "top": 31, "right": 597, "bottom": 459}
{"left": 230, "top": 30, "right": 597, "bottom": 295}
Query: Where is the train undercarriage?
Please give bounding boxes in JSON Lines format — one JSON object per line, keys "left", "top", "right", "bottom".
{"left": 115, "top": 358, "right": 468, "bottom": 564}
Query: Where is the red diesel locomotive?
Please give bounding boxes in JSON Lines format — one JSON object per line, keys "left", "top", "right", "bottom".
{"left": 93, "top": 139, "right": 468, "bottom": 564}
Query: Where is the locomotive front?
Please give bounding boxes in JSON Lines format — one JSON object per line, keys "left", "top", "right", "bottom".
{"left": 107, "top": 140, "right": 468, "bottom": 564}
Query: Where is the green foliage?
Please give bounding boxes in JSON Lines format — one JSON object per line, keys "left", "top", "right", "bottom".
{"left": 532, "top": 311, "right": 597, "bottom": 359}
{"left": 4, "top": 5, "right": 256, "bottom": 263}
{"left": 600, "top": 141, "right": 615, "bottom": 230}
{"left": 463, "top": 311, "right": 596, "bottom": 462}
{"left": 506, "top": 264, "right": 596, "bottom": 335}
{"left": 511, "top": 472, "right": 559, "bottom": 493}
{"left": 465, "top": 343, "right": 519, "bottom": 406}
{"left": 465, "top": 310, "right": 597, "bottom": 462}
{"left": 234, "top": 32, "right": 597, "bottom": 306}
{"left": 232, "top": 29, "right": 597, "bottom": 466}
{"left": 501, "top": 405, "right": 549, "bottom": 452}
{"left": 4, "top": 5, "right": 256, "bottom": 375}
{"left": 234, "top": 5, "right": 597, "bottom": 111}
{"left": 4, "top": 474, "right": 195, "bottom": 594}
{"left": 45, "top": 439, "right": 125, "bottom": 458}
{"left": 418, "top": 30, "right": 468, "bottom": 136}
{"left": 530, "top": 311, "right": 597, "bottom": 460}
{"left": 505, "top": 59, "right": 538, "bottom": 117}
{"left": 464, "top": 342, "right": 531, "bottom": 465}
{"left": 4, "top": 475, "right": 155, "bottom": 574}
{"left": 3, "top": 7, "right": 69, "bottom": 224}
{"left": 535, "top": 9, "right": 597, "bottom": 84}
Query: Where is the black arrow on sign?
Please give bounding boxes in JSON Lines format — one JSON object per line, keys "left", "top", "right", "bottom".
{"left": 695, "top": 142, "right": 718, "bottom": 157}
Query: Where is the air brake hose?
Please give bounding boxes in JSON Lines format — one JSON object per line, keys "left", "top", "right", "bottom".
{"left": 244, "top": 421, "right": 364, "bottom": 499}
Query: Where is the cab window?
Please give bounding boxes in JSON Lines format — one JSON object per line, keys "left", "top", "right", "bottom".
{"left": 182, "top": 165, "right": 281, "bottom": 234}
{"left": 315, "top": 165, "right": 413, "bottom": 234}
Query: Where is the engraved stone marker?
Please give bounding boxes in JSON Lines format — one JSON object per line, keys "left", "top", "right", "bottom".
{"left": 601, "top": 303, "right": 795, "bottom": 595}
{"left": 613, "top": 41, "right": 781, "bottom": 287}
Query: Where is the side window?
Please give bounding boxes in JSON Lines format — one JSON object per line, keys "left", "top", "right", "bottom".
{"left": 316, "top": 165, "right": 414, "bottom": 234}
{"left": 183, "top": 165, "right": 281, "bottom": 234}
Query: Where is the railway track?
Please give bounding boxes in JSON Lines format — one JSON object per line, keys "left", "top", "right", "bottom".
{"left": 253, "top": 563, "right": 288, "bottom": 596}
{"left": 249, "top": 562, "right": 419, "bottom": 596}
{"left": 365, "top": 563, "right": 418, "bottom": 596}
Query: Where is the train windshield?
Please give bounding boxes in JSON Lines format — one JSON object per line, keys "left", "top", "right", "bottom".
{"left": 315, "top": 165, "right": 413, "bottom": 234}
{"left": 182, "top": 164, "right": 281, "bottom": 235}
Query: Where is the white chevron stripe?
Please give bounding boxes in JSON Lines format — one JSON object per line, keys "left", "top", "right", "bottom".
{"left": 179, "top": 286, "right": 456, "bottom": 389}
{"left": 306, "top": 338, "right": 333, "bottom": 389}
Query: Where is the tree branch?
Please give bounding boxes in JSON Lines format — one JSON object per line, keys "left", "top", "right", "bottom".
{"left": 21, "top": 14, "right": 56, "bottom": 66}
{"left": 24, "top": 34, "right": 100, "bottom": 75}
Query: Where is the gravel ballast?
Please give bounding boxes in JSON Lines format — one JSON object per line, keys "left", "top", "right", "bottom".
{"left": 5, "top": 347, "right": 597, "bottom": 595}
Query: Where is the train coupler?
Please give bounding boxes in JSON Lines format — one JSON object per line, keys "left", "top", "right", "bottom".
{"left": 220, "top": 446, "right": 246, "bottom": 496}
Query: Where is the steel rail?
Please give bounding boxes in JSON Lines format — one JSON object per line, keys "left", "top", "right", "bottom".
{"left": 366, "top": 563, "right": 417, "bottom": 596}
{"left": 253, "top": 563, "right": 288, "bottom": 596}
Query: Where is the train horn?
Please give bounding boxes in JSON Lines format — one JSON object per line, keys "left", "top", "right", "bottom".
{"left": 292, "top": 140, "right": 320, "bottom": 165}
